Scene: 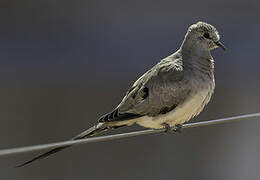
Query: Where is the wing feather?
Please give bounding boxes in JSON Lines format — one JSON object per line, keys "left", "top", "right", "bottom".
{"left": 100, "top": 52, "right": 191, "bottom": 122}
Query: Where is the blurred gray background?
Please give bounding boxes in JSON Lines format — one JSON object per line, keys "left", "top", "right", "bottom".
{"left": 0, "top": 0, "right": 260, "bottom": 179}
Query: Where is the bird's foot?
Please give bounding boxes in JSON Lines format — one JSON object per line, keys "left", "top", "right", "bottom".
{"left": 163, "top": 123, "right": 171, "bottom": 134}
{"left": 162, "top": 123, "right": 182, "bottom": 134}
{"left": 172, "top": 124, "right": 183, "bottom": 133}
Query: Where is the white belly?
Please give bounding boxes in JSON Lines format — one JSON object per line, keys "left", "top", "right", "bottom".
{"left": 136, "top": 90, "right": 211, "bottom": 129}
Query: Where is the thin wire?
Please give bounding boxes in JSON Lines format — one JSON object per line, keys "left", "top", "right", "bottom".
{"left": 0, "top": 112, "right": 259, "bottom": 157}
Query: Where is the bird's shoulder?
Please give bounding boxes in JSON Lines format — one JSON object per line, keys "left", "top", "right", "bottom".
{"left": 147, "top": 52, "right": 184, "bottom": 83}
{"left": 132, "top": 51, "right": 184, "bottom": 87}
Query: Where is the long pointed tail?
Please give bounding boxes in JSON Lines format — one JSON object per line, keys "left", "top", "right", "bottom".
{"left": 16, "top": 123, "right": 108, "bottom": 168}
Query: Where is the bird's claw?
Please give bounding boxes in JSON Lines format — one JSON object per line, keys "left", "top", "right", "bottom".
{"left": 162, "top": 123, "right": 182, "bottom": 134}
{"left": 163, "top": 123, "right": 171, "bottom": 134}
{"left": 172, "top": 124, "right": 182, "bottom": 133}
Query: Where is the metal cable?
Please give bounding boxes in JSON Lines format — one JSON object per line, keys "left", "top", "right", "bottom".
{"left": 0, "top": 112, "right": 259, "bottom": 157}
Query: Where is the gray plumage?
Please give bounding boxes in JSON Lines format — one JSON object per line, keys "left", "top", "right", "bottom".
{"left": 17, "top": 21, "right": 225, "bottom": 167}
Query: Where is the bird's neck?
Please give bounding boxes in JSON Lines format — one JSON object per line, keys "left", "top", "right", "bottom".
{"left": 179, "top": 36, "right": 214, "bottom": 74}
{"left": 180, "top": 35, "right": 212, "bottom": 60}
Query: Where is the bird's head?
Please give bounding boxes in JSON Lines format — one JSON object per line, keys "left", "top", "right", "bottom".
{"left": 183, "top": 21, "right": 226, "bottom": 52}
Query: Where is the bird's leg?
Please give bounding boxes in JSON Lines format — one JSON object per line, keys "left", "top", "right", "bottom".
{"left": 172, "top": 124, "right": 183, "bottom": 133}
{"left": 162, "top": 123, "right": 183, "bottom": 134}
{"left": 162, "top": 123, "right": 172, "bottom": 134}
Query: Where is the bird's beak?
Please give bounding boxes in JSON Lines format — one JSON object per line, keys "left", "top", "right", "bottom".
{"left": 215, "top": 41, "right": 226, "bottom": 51}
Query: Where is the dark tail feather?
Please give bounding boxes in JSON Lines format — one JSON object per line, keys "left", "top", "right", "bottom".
{"left": 15, "top": 123, "right": 108, "bottom": 168}
{"left": 15, "top": 146, "right": 70, "bottom": 168}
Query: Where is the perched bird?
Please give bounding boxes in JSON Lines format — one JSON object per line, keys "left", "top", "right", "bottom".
{"left": 17, "top": 21, "right": 226, "bottom": 167}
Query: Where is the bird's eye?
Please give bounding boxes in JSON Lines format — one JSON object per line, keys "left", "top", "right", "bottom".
{"left": 203, "top": 32, "right": 210, "bottom": 39}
